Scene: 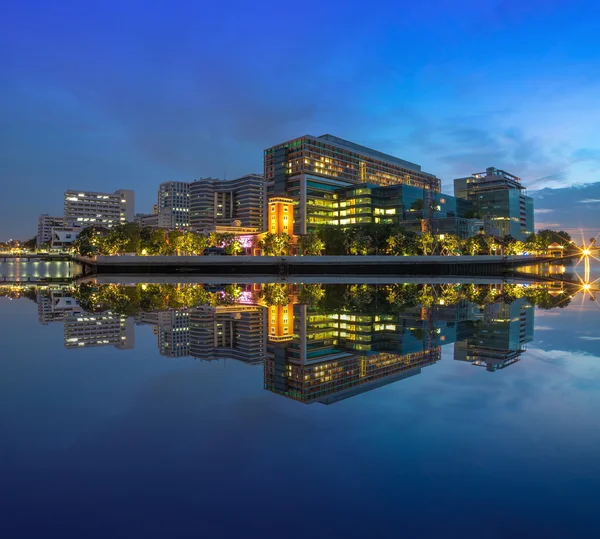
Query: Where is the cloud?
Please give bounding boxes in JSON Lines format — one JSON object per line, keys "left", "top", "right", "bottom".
{"left": 534, "top": 209, "right": 553, "bottom": 214}
{"left": 580, "top": 336, "right": 600, "bottom": 341}
{"left": 578, "top": 199, "right": 600, "bottom": 203}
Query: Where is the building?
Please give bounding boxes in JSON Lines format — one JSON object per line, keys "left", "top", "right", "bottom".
{"left": 189, "top": 174, "right": 266, "bottom": 232}
{"left": 37, "top": 287, "right": 80, "bottom": 324}
{"left": 264, "top": 134, "right": 440, "bottom": 234}
{"left": 156, "top": 311, "right": 190, "bottom": 358}
{"left": 189, "top": 305, "right": 267, "bottom": 364}
{"left": 37, "top": 215, "right": 66, "bottom": 248}
{"left": 134, "top": 212, "right": 172, "bottom": 229}
{"left": 454, "top": 167, "right": 534, "bottom": 240}
{"left": 453, "top": 298, "right": 534, "bottom": 371}
{"left": 50, "top": 225, "right": 81, "bottom": 251}
{"left": 64, "top": 189, "right": 134, "bottom": 228}
{"left": 64, "top": 312, "right": 135, "bottom": 350}
{"left": 157, "top": 181, "right": 191, "bottom": 229}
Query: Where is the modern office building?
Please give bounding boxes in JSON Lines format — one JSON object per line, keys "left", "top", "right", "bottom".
{"left": 264, "top": 134, "right": 441, "bottom": 234}
{"left": 37, "top": 215, "right": 66, "bottom": 248}
{"left": 189, "top": 174, "right": 266, "bottom": 232}
{"left": 64, "top": 189, "right": 134, "bottom": 228}
{"left": 454, "top": 167, "right": 534, "bottom": 240}
{"left": 64, "top": 312, "right": 135, "bottom": 350}
{"left": 157, "top": 181, "right": 190, "bottom": 229}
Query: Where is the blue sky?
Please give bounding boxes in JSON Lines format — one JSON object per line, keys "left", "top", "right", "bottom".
{"left": 2, "top": 0, "right": 600, "bottom": 238}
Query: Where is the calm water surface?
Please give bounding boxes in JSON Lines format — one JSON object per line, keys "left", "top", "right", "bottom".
{"left": 1, "top": 264, "right": 599, "bottom": 538}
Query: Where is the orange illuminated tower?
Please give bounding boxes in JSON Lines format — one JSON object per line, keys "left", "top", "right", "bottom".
{"left": 267, "top": 197, "right": 295, "bottom": 236}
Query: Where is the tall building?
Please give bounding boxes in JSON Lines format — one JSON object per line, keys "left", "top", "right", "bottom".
{"left": 157, "top": 181, "right": 190, "bottom": 229}
{"left": 189, "top": 174, "right": 266, "bottom": 232}
{"left": 454, "top": 167, "right": 534, "bottom": 240}
{"left": 64, "top": 189, "right": 134, "bottom": 228}
{"left": 37, "top": 215, "right": 66, "bottom": 248}
{"left": 264, "top": 134, "right": 440, "bottom": 234}
{"left": 134, "top": 212, "right": 172, "bottom": 229}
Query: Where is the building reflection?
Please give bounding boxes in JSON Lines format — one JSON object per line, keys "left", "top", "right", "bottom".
{"left": 15, "top": 282, "right": 541, "bottom": 403}
{"left": 264, "top": 297, "right": 533, "bottom": 404}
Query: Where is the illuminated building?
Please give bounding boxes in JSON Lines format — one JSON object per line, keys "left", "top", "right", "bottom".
{"left": 264, "top": 134, "right": 440, "bottom": 234}
{"left": 454, "top": 167, "right": 534, "bottom": 240}
{"left": 157, "top": 181, "right": 190, "bottom": 229}
{"left": 64, "top": 189, "right": 134, "bottom": 228}
{"left": 267, "top": 197, "right": 295, "bottom": 236}
{"left": 37, "top": 215, "right": 65, "bottom": 248}
{"left": 189, "top": 174, "right": 266, "bottom": 232}
{"left": 189, "top": 305, "right": 267, "bottom": 364}
{"left": 63, "top": 312, "right": 135, "bottom": 350}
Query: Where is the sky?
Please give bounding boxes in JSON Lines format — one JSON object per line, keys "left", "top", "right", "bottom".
{"left": 2, "top": 0, "right": 600, "bottom": 239}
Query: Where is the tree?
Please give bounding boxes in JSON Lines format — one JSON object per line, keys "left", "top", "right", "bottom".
{"left": 259, "top": 233, "right": 291, "bottom": 256}
{"left": 345, "top": 231, "right": 372, "bottom": 255}
{"left": 315, "top": 225, "right": 347, "bottom": 255}
{"left": 439, "top": 234, "right": 462, "bottom": 256}
{"left": 23, "top": 237, "right": 37, "bottom": 251}
{"left": 258, "top": 283, "right": 291, "bottom": 306}
{"left": 73, "top": 226, "right": 108, "bottom": 256}
{"left": 224, "top": 239, "right": 243, "bottom": 256}
{"left": 139, "top": 228, "right": 166, "bottom": 255}
{"left": 298, "top": 283, "right": 325, "bottom": 305}
{"left": 298, "top": 234, "right": 325, "bottom": 255}
{"left": 416, "top": 232, "right": 435, "bottom": 255}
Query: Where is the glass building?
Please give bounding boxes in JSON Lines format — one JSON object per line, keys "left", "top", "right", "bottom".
{"left": 454, "top": 167, "right": 534, "bottom": 240}
{"left": 264, "top": 134, "right": 441, "bottom": 234}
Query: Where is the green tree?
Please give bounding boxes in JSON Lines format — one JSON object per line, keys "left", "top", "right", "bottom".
{"left": 298, "top": 234, "right": 325, "bottom": 255}
{"left": 416, "top": 232, "right": 436, "bottom": 255}
{"left": 298, "top": 283, "right": 325, "bottom": 305}
{"left": 439, "top": 234, "right": 462, "bottom": 256}
{"left": 345, "top": 231, "right": 372, "bottom": 255}
{"left": 259, "top": 233, "right": 291, "bottom": 256}
{"left": 259, "top": 283, "right": 291, "bottom": 306}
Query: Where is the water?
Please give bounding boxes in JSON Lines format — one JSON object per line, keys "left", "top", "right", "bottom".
{"left": 1, "top": 266, "right": 599, "bottom": 538}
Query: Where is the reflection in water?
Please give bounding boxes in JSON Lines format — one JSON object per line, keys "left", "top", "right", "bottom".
{"left": 2, "top": 280, "right": 576, "bottom": 405}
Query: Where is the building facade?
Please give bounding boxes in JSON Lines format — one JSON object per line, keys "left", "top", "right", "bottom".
{"left": 37, "top": 215, "right": 66, "bottom": 248}
{"left": 157, "top": 181, "right": 190, "bottom": 229}
{"left": 134, "top": 211, "right": 173, "bottom": 229}
{"left": 64, "top": 189, "right": 134, "bottom": 228}
{"left": 454, "top": 167, "right": 534, "bottom": 240}
{"left": 189, "top": 174, "right": 266, "bottom": 232}
{"left": 264, "top": 134, "right": 441, "bottom": 234}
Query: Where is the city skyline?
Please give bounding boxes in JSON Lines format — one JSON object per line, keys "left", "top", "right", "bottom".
{"left": 3, "top": 1, "right": 600, "bottom": 238}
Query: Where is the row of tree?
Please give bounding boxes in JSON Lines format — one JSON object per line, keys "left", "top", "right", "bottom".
{"left": 73, "top": 224, "right": 245, "bottom": 257}
{"left": 71, "top": 221, "right": 576, "bottom": 257}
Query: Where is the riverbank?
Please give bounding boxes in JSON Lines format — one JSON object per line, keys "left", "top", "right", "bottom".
{"left": 77, "top": 254, "right": 554, "bottom": 277}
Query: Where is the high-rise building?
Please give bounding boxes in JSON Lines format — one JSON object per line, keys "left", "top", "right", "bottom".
{"left": 64, "top": 189, "right": 134, "bottom": 228}
{"left": 37, "top": 215, "right": 66, "bottom": 248}
{"left": 189, "top": 174, "right": 266, "bottom": 232}
{"left": 157, "top": 181, "right": 190, "bottom": 229}
{"left": 264, "top": 134, "right": 441, "bottom": 234}
{"left": 454, "top": 167, "right": 534, "bottom": 240}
